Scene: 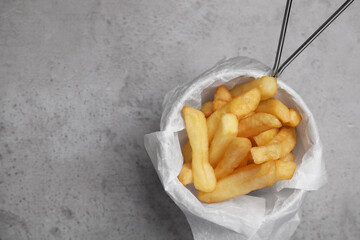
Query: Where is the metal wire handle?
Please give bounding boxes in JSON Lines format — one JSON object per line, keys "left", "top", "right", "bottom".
{"left": 272, "top": 0, "right": 293, "bottom": 77}
{"left": 272, "top": 0, "right": 354, "bottom": 77}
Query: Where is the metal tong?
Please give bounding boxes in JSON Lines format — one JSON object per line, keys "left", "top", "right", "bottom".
{"left": 272, "top": 0, "right": 354, "bottom": 77}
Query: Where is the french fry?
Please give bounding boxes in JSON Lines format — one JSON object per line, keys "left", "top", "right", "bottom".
{"left": 267, "top": 127, "right": 296, "bottom": 145}
{"left": 279, "top": 152, "right": 295, "bottom": 162}
{"left": 214, "top": 137, "right": 251, "bottom": 180}
{"left": 182, "top": 106, "right": 216, "bottom": 192}
{"left": 241, "top": 111, "right": 255, "bottom": 120}
{"left": 255, "top": 99, "right": 290, "bottom": 124}
{"left": 253, "top": 128, "right": 279, "bottom": 146}
{"left": 198, "top": 161, "right": 276, "bottom": 203}
{"left": 251, "top": 127, "right": 297, "bottom": 164}
{"left": 182, "top": 141, "right": 192, "bottom": 163}
{"left": 284, "top": 108, "right": 302, "bottom": 127}
{"left": 214, "top": 86, "right": 232, "bottom": 102}
{"left": 213, "top": 99, "right": 228, "bottom": 111}
{"left": 230, "top": 76, "right": 277, "bottom": 100}
{"left": 178, "top": 163, "right": 193, "bottom": 185}
{"left": 275, "top": 160, "right": 296, "bottom": 180}
{"left": 209, "top": 114, "right": 238, "bottom": 167}
{"left": 213, "top": 86, "right": 232, "bottom": 111}
{"left": 207, "top": 88, "right": 261, "bottom": 142}
{"left": 237, "top": 113, "right": 282, "bottom": 138}
{"left": 201, "top": 101, "right": 214, "bottom": 118}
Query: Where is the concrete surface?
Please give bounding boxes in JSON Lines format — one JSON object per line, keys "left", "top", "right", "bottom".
{"left": 0, "top": 0, "right": 359, "bottom": 239}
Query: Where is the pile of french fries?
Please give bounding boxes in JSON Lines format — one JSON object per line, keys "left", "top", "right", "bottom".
{"left": 178, "top": 76, "right": 302, "bottom": 203}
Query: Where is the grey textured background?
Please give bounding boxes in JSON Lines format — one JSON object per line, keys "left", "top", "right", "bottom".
{"left": 0, "top": 0, "right": 359, "bottom": 239}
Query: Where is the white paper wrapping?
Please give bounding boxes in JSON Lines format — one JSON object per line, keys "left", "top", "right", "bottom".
{"left": 144, "top": 56, "right": 327, "bottom": 240}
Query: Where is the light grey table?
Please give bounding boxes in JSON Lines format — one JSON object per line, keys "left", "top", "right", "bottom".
{"left": 0, "top": 0, "right": 359, "bottom": 239}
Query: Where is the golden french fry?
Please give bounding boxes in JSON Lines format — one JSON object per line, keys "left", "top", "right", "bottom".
{"left": 237, "top": 113, "right": 282, "bottom": 138}
{"left": 251, "top": 127, "right": 297, "bottom": 164}
{"left": 279, "top": 152, "right": 295, "bottom": 162}
{"left": 284, "top": 108, "right": 302, "bottom": 127}
{"left": 267, "top": 127, "right": 296, "bottom": 145}
{"left": 207, "top": 88, "right": 261, "bottom": 142}
{"left": 178, "top": 163, "right": 193, "bottom": 185}
{"left": 255, "top": 99, "right": 290, "bottom": 123}
{"left": 182, "top": 106, "right": 216, "bottom": 192}
{"left": 182, "top": 141, "right": 192, "bottom": 163}
{"left": 213, "top": 99, "right": 228, "bottom": 111}
{"left": 275, "top": 160, "right": 296, "bottom": 180}
{"left": 201, "top": 101, "right": 214, "bottom": 118}
{"left": 209, "top": 114, "right": 238, "bottom": 167}
{"left": 253, "top": 128, "right": 279, "bottom": 146}
{"left": 214, "top": 86, "right": 232, "bottom": 102}
{"left": 214, "top": 137, "right": 251, "bottom": 180}
{"left": 230, "top": 76, "right": 277, "bottom": 100}
{"left": 198, "top": 161, "right": 276, "bottom": 203}
{"left": 241, "top": 111, "right": 255, "bottom": 120}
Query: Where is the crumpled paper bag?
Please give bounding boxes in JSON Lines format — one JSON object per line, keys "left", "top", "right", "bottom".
{"left": 144, "top": 56, "right": 327, "bottom": 240}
